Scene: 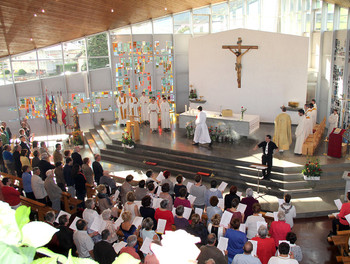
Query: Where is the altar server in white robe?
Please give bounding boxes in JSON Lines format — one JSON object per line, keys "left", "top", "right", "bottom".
{"left": 139, "top": 91, "right": 149, "bottom": 123}
{"left": 328, "top": 109, "right": 339, "bottom": 137}
{"left": 117, "top": 91, "right": 128, "bottom": 126}
{"left": 294, "top": 109, "right": 307, "bottom": 155}
{"left": 312, "top": 99, "right": 317, "bottom": 111}
{"left": 129, "top": 93, "right": 140, "bottom": 121}
{"left": 160, "top": 97, "right": 171, "bottom": 131}
{"left": 309, "top": 103, "right": 317, "bottom": 126}
{"left": 193, "top": 106, "right": 212, "bottom": 146}
{"left": 148, "top": 97, "right": 159, "bottom": 133}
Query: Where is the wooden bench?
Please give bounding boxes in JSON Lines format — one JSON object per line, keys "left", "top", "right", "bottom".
{"left": 329, "top": 231, "right": 350, "bottom": 262}
{"left": 86, "top": 183, "right": 96, "bottom": 198}
{"left": 20, "top": 196, "right": 54, "bottom": 221}
{"left": 302, "top": 117, "right": 326, "bottom": 156}
{"left": 61, "top": 192, "right": 82, "bottom": 214}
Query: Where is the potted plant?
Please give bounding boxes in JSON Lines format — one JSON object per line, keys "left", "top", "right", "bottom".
{"left": 185, "top": 122, "right": 194, "bottom": 138}
{"left": 302, "top": 159, "right": 322, "bottom": 180}
{"left": 122, "top": 132, "right": 135, "bottom": 149}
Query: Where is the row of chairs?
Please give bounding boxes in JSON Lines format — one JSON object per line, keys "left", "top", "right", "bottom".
{"left": 302, "top": 117, "right": 326, "bottom": 156}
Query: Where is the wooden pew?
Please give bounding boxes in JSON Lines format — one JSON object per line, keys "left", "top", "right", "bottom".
{"left": 302, "top": 117, "right": 326, "bottom": 156}
{"left": 20, "top": 196, "right": 54, "bottom": 221}
{"left": 86, "top": 183, "right": 96, "bottom": 198}
{"left": 61, "top": 192, "right": 82, "bottom": 214}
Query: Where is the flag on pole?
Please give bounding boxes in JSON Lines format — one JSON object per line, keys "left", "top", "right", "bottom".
{"left": 57, "top": 93, "right": 63, "bottom": 126}
{"left": 45, "top": 92, "right": 52, "bottom": 124}
{"left": 60, "top": 93, "right": 67, "bottom": 125}
{"left": 51, "top": 95, "right": 57, "bottom": 123}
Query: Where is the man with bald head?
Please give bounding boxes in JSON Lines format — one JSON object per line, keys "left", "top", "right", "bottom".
{"left": 232, "top": 241, "right": 262, "bottom": 264}
{"left": 197, "top": 233, "right": 228, "bottom": 264}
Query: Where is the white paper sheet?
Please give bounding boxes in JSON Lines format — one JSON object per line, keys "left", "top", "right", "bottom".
{"left": 172, "top": 208, "right": 176, "bottom": 216}
{"left": 156, "top": 186, "right": 162, "bottom": 196}
{"left": 114, "top": 217, "right": 123, "bottom": 229}
{"left": 135, "top": 200, "right": 142, "bottom": 209}
{"left": 183, "top": 207, "right": 192, "bottom": 220}
{"left": 90, "top": 216, "right": 106, "bottom": 234}
{"left": 218, "top": 198, "right": 224, "bottom": 210}
{"left": 188, "top": 195, "right": 196, "bottom": 205}
{"left": 113, "top": 190, "right": 120, "bottom": 202}
{"left": 156, "top": 171, "right": 165, "bottom": 182}
{"left": 186, "top": 182, "right": 194, "bottom": 192}
{"left": 132, "top": 216, "right": 143, "bottom": 228}
{"left": 156, "top": 219, "right": 167, "bottom": 234}
{"left": 278, "top": 199, "right": 285, "bottom": 205}
{"left": 249, "top": 240, "right": 258, "bottom": 256}
{"left": 195, "top": 208, "right": 203, "bottom": 218}
{"left": 334, "top": 199, "right": 342, "bottom": 211}
{"left": 140, "top": 237, "right": 153, "bottom": 254}
{"left": 152, "top": 198, "right": 163, "bottom": 209}
{"left": 256, "top": 221, "right": 267, "bottom": 231}
{"left": 218, "top": 182, "right": 228, "bottom": 192}
{"left": 217, "top": 237, "right": 228, "bottom": 254}
{"left": 239, "top": 223, "right": 246, "bottom": 233}
{"left": 220, "top": 211, "right": 233, "bottom": 228}
{"left": 265, "top": 212, "right": 274, "bottom": 218}
{"left": 69, "top": 216, "right": 81, "bottom": 231}
{"left": 55, "top": 210, "right": 71, "bottom": 223}
{"left": 113, "top": 241, "right": 127, "bottom": 254}
{"left": 345, "top": 214, "right": 350, "bottom": 224}
{"left": 273, "top": 212, "right": 279, "bottom": 222}
{"left": 237, "top": 203, "right": 247, "bottom": 214}
{"left": 237, "top": 191, "right": 242, "bottom": 197}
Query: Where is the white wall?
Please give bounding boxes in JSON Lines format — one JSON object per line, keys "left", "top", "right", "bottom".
{"left": 189, "top": 29, "right": 309, "bottom": 124}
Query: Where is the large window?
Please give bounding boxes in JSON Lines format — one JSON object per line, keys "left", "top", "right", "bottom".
{"left": 37, "top": 45, "right": 63, "bottom": 78}
{"left": 11, "top": 51, "right": 38, "bottom": 82}
{"left": 132, "top": 21, "right": 152, "bottom": 34}
{"left": 0, "top": 59, "right": 12, "bottom": 85}
{"left": 261, "top": 0, "right": 278, "bottom": 32}
{"left": 327, "top": 4, "right": 334, "bottom": 31}
{"left": 212, "top": 3, "right": 229, "bottom": 33}
{"left": 87, "top": 33, "right": 109, "bottom": 70}
{"left": 174, "top": 12, "right": 191, "bottom": 34}
{"left": 246, "top": 0, "right": 259, "bottom": 30}
{"left": 193, "top": 6, "right": 210, "bottom": 34}
{"left": 153, "top": 16, "right": 173, "bottom": 34}
{"left": 229, "top": 0, "right": 244, "bottom": 29}
{"left": 63, "top": 39, "right": 87, "bottom": 73}
{"left": 339, "top": 8, "right": 348, "bottom": 30}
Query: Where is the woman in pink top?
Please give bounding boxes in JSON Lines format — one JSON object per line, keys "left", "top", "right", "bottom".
{"left": 174, "top": 187, "right": 191, "bottom": 208}
{"left": 227, "top": 198, "right": 244, "bottom": 223}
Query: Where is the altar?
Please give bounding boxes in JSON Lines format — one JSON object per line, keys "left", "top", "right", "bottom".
{"left": 179, "top": 110, "right": 260, "bottom": 136}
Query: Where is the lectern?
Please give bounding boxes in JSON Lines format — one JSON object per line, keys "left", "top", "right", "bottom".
{"left": 126, "top": 115, "right": 140, "bottom": 141}
{"left": 328, "top": 128, "right": 345, "bottom": 158}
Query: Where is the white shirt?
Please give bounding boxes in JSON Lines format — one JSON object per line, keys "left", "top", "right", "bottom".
{"left": 31, "top": 174, "right": 47, "bottom": 199}
{"left": 265, "top": 142, "right": 269, "bottom": 155}
{"left": 73, "top": 230, "right": 94, "bottom": 258}
{"left": 245, "top": 215, "right": 266, "bottom": 239}
{"left": 82, "top": 208, "right": 100, "bottom": 229}
{"left": 268, "top": 256, "right": 299, "bottom": 264}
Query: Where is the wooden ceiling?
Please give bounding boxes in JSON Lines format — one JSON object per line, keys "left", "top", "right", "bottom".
{"left": 0, "top": 0, "right": 225, "bottom": 58}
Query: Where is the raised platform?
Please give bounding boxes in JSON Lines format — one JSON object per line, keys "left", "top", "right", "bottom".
{"left": 84, "top": 120, "right": 350, "bottom": 218}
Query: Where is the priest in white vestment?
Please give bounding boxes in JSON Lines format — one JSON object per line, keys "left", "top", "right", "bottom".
{"left": 294, "top": 109, "right": 307, "bottom": 155}
{"left": 304, "top": 116, "right": 313, "bottom": 137}
{"left": 148, "top": 97, "right": 159, "bottom": 133}
{"left": 129, "top": 93, "right": 140, "bottom": 121}
{"left": 273, "top": 107, "right": 292, "bottom": 151}
{"left": 310, "top": 103, "right": 317, "bottom": 126}
{"left": 160, "top": 97, "right": 171, "bottom": 131}
{"left": 328, "top": 109, "right": 339, "bottom": 137}
{"left": 312, "top": 99, "right": 317, "bottom": 110}
{"left": 139, "top": 91, "right": 149, "bottom": 123}
{"left": 117, "top": 91, "right": 128, "bottom": 126}
{"left": 193, "top": 106, "right": 212, "bottom": 146}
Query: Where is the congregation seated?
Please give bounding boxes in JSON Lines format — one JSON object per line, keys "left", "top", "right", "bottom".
{"left": 241, "top": 187, "right": 259, "bottom": 221}
{"left": 124, "top": 191, "right": 140, "bottom": 222}
{"left": 158, "top": 183, "right": 173, "bottom": 211}
{"left": 205, "top": 180, "right": 222, "bottom": 207}
{"left": 174, "top": 174, "right": 186, "bottom": 198}
{"left": 154, "top": 199, "right": 174, "bottom": 232}
{"left": 134, "top": 179, "right": 147, "bottom": 200}
{"left": 278, "top": 194, "right": 296, "bottom": 228}
{"left": 252, "top": 225, "right": 276, "bottom": 264}
{"left": 185, "top": 213, "right": 208, "bottom": 247}
{"left": 206, "top": 196, "right": 223, "bottom": 224}
{"left": 174, "top": 205, "right": 189, "bottom": 230}
{"left": 197, "top": 233, "right": 228, "bottom": 264}
{"left": 331, "top": 192, "right": 350, "bottom": 235}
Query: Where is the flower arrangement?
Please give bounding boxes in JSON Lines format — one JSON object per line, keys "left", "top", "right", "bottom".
{"left": 189, "top": 85, "right": 198, "bottom": 99}
{"left": 122, "top": 131, "right": 135, "bottom": 148}
{"left": 240, "top": 106, "right": 247, "bottom": 120}
{"left": 72, "top": 130, "right": 84, "bottom": 145}
{"left": 302, "top": 159, "right": 322, "bottom": 179}
{"left": 185, "top": 121, "right": 194, "bottom": 138}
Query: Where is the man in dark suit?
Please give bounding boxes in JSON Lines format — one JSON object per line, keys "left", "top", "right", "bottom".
{"left": 253, "top": 135, "right": 278, "bottom": 180}
{"left": 71, "top": 146, "right": 83, "bottom": 166}
{"left": 19, "top": 135, "right": 31, "bottom": 157}
{"left": 93, "top": 229, "right": 117, "bottom": 264}
{"left": 92, "top": 154, "right": 104, "bottom": 185}
{"left": 13, "top": 145, "right": 22, "bottom": 177}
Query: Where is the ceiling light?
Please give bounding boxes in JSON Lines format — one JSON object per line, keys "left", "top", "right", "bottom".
{"left": 41, "top": 9, "right": 45, "bottom": 13}
{"left": 164, "top": 7, "right": 167, "bottom": 10}
{"left": 34, "top": 13, "right": 37, "bottom": 17}
{"left": 111, "top": 9, "right": 114, "bottom": 12}
{"left": 30, "top": 38, "right": 33, "bottom": 41}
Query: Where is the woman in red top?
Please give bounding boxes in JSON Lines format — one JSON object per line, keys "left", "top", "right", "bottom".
{"left": 1, "top": 178, "right": 21, "bottom": 209}
{"left": 332, "top": 192, "right": 350, "bottom": 235}
{"left": 154, "top": 199, "right": 174, "bottom": 231}
{"left": 174, "top": 187, "right": 191, "bottom": 208}
{"left": 227, "top": 198, "right": 244, "bottom": 223}
{"left": 252, "top": 225, "right": 276, "bottom": 264}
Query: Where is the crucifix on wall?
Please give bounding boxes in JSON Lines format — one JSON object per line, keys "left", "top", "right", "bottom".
{"left": 222, "top": 37, "right": 258, "bottom": 88}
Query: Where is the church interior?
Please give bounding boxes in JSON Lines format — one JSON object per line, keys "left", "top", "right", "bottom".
{"left": 1, "top": 0, "right": 350, "bottom": 263}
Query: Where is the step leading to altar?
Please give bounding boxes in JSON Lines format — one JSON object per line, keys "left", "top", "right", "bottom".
{"left": 179, "top": 110, "right": 260, "bottom": 136}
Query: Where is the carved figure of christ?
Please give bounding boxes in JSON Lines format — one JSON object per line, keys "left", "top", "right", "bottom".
{"left": 222, "top": 37, "right": 258, "bottom": 88}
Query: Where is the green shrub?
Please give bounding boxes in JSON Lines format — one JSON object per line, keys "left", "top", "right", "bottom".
{"left": 18, "top": 69, "right": 27, "bottom": 75}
